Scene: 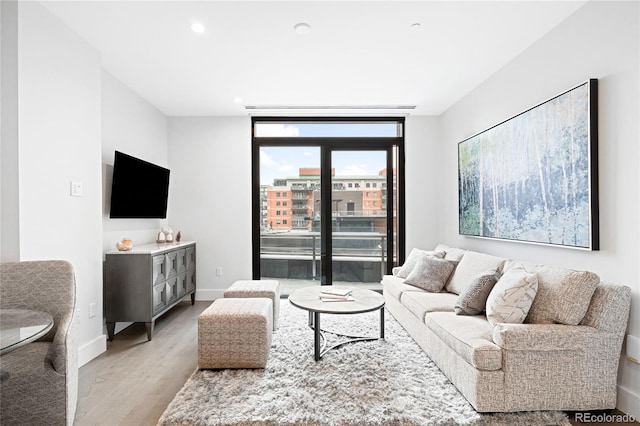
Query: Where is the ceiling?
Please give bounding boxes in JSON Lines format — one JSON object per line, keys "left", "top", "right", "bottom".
{"left": 41, "top": 1, "right": 587, "bottom": 117}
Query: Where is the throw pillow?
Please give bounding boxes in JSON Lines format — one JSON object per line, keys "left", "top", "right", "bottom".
{"left": 403, "top": 256, "right": 456, "bottom": 292}
{"left": 396, "top": 248, "right": 445, "bottom": 279}
{"left": 455, "top": 270, "right": 500, "bottom": 315}
{"left": 446, "top": 251, "right": 506, "bottom": 295}
{"left": 485, "top": 266, "right": 538, "bottom": 326}
{"left": 504, "top": 260, "right": 600, "bottom": 325}
{"left": 525, "top": 265, "right": 599, "bottom": 325}
{"left": 433, "top": 243, "right": 449, "bottom": 252}
{"left": 443, "top": 247, "right": 467, "bottom": 262}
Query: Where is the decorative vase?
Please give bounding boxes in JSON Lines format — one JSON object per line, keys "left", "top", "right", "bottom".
{"left": 116, "top": 238, "right": 133, "bottom": 251}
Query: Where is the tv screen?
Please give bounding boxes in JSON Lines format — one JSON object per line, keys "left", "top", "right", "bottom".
{"left": 109, "top": 151, "right": 170, "bottom": 219}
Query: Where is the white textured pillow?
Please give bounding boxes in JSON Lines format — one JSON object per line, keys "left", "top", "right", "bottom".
{"left": 446, "top": 251, "right": 506, "bottom": 295}
{"left": 404, "top": 256, "right": 456, "bottom": 292}
{"left": 396, "top": 248, "right": 444, "bottom": 279}
{"left": 486, "top": 266, "right": 538, "bottom": 326}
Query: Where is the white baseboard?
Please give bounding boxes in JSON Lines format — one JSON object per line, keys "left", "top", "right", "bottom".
{"left": 78, "top": 334, "right": 106, "bottom": 367}
{"left": 76, "top": 290, "right": 224, "bottom": 366}
{"left": 617, "top": 384, "right": 640, "bottom": 420}
{"left": 195, "top": 289, "right": 225, "bottom": 301}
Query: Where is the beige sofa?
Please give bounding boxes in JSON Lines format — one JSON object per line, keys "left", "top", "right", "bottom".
{"left": 382, "top": 244, "right": 631, "bottom": 413}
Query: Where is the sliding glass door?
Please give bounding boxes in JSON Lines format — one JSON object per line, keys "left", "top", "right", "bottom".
{"left": 330, "top": 150, "right": 390, "bottom": 286}
{"left": 257, "top": 146, "right": 322, "bottom": 291}
{"left": 252, "top": 118, "right": 404, "bottom": 296}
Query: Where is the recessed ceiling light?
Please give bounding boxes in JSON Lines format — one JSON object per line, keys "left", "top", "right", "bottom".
{"left": 190, "top": 22, "right": 205, "bottom": 34}
{"left": 294, "top": 23, "right": 311, "bottom": 35}
{"left": 410, "top": 23, "right": 421, "bottom": 31}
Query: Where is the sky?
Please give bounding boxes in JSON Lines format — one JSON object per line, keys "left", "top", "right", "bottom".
{"left": 260, "top": 148, "right": 387, "bottom": 185}
{"left": 258, "top": 122, "right": 396, "bottom": 185}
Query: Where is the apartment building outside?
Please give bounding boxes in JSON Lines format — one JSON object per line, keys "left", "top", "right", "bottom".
{"left": 264, "top": 167, "right": 387, "bottom": 231}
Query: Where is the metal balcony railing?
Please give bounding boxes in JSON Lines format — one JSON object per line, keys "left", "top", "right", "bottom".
{"left": 260, "top": 231, "right": 390, "bottom": 279}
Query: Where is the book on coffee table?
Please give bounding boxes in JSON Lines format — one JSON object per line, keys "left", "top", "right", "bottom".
{"left": 320, "top": 295, "right": 355, "bottom": 302}
{"left": 319, "top": 288, "right": 353, "bottom": 297}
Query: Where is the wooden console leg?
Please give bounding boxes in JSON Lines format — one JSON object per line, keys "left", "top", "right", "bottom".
{"left": 107, "top": 322, "right": 115, "bottom": 341}
{"left": 191, "top": 293, "right": 195, "bottom": 305}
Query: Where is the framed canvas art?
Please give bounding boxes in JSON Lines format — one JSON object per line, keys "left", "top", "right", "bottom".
{"left": 458, "top": 79, "right": 599, "bottom": 250}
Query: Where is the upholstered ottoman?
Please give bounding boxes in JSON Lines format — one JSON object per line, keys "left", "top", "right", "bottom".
{"left": 224, "top": 279, "right": 280, "bottom": 330}
{"left": 198, "top": 298, "right": 273, "bottom": 369}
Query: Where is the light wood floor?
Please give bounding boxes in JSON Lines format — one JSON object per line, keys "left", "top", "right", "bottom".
{"left": 74, "top": 301, "right": 210, "bottom": 426}
{"left": 75, "top": 299, "right": 638, "bottom": 426}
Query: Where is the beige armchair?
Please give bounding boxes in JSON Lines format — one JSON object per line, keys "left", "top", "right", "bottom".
{"left": 0, "top": 260, "right": 78, "bottom": 426}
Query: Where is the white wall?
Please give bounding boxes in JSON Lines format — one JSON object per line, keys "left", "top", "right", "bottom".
{"left": 167, "top": 117, "right": 252, "bottom": 299}
{"left": 15, "top": 2, "right": 104, "bottom": 365}
{"left": 436, "top": 1, "right": 639, "bottom": 416}
{"left": 101, "top": 69, "right": 168, "bottom": 253}
{"left": 404, "top": 116, "right": 441, "bottom": 252}
{"left": 0, "top": 0, "right": 20, "bottom": 262}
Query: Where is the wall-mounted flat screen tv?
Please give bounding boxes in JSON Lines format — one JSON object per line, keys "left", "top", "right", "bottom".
{"left": 109, "top": 151, "right": 170, "bottom": 219}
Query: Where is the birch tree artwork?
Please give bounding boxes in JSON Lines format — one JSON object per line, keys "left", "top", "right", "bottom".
{"left": 458, "top": 81, "right": 597, "bottom": 249}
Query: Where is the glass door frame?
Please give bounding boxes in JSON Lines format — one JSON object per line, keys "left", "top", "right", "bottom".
{"left": 251, "top": 116, "right": 406, "bottom": 285}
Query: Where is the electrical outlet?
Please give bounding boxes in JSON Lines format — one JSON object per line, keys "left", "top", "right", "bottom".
{"left": 216, "top": 267, "right": 223, "bottom": 276}
{"left": 70, "top": 181, "right": 83, "bottom": 197}
{"left": 627, "top": 335, "right": 640, "bottom": 364}
{"left": 89, "top": 303, "right": 97, "bottom": 318}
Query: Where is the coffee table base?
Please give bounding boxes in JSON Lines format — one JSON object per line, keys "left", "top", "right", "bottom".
{"left": 308, "top": 309, "right": 385, "bottom": 361}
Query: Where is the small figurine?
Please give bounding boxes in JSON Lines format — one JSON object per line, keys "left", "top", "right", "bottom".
{"left": 176, "top": 231, "right": 182, "bottom": 242}
{"left": 162, "top": 226, "right": 173, "bottom": 242}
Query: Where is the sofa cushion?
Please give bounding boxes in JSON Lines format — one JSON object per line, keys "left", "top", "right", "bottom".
{"left": 446, "top": 251, "right": 506, "bottom": 295}
{"left": 486, "top": 266, "right": 538, "bottom": 326}
{"left": 396, "top": 248, "right": 444, "bottom": 278}
{"left": 400, "top": 291, "right": 457, "bottom": 321}
{"left": 425, "top": 312, "right": 502, "bottom": 371}
{"left": 455, "top": 270, "right": 500, "bottom": 315}
{"left": 404, "top": 256, "right": 456, "bottom": 292}
{"left": 434, "top": 243, "right": 449, "bottom": 253}
{"left": 382, "top": 274, "right": 425, "bottom": 301}
{"left": 443, "top": 247, "right": 467, "bottom": 262}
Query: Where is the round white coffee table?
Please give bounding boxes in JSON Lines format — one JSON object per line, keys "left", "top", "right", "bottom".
{"left": 289, "top": 286, "right": 385, "bottom": 361}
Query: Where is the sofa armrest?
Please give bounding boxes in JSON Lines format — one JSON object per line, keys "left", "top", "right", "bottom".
{"left": 492, "top": 323, "right": 609, "bottom": 351}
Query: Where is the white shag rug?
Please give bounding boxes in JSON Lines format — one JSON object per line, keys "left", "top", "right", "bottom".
{"left": 158, "top": 299, "right": 570, "bottom": 426}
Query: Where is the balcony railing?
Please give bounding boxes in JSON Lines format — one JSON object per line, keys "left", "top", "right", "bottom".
{"left": 260, "top": 231, "right": 390, "bottom": 280}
